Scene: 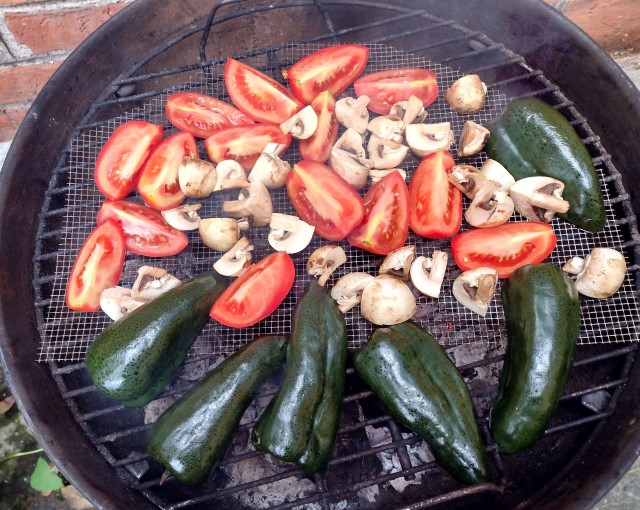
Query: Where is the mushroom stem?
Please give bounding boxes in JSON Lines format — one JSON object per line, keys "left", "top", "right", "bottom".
{"left": 529, "top": 191, "right": 570, "bottom": 213}
{"left": 562, "top": 256, "right": 586, "bottom": 275}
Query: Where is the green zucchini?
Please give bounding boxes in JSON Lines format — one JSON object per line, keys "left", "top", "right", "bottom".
{"left": 485, "top": 97, "right": 605, "bottom": 232}
{"left": 491, "top": 263, "right": 581, "bottom": 453}
{"left": 86, "top": 270, "right": 228, "bottom": 407}
{"left": 147, "top": 334, "right": 287, "bottom": 485}
{"left": 251, "top": 281, "right": 347, "bottom": 473}
{"left": 353, "top": 321, "right": 490, "bottom": 485}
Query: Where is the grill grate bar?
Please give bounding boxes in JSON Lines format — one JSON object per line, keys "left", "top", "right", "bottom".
{"left": 560, "top": 378, "right": 629, "bottom": 402}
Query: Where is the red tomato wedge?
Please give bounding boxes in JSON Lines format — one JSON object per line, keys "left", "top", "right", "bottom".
{"left": 451, "top": 222, "right": 557, "bottom": 278}
{"left": 347, "top": 170, "right": 410, "bottom": 255}
{"left": 95, "top": 121, "right": 164, "bottom": 201}
{"left": 210, "top": 251, "right": 295, "bottom": 328}
{"left": 66, "top": 219, "right": 126, "bottom": 312}
{"left": 299, "top": 91, "right": 339, "bottom": 163}
{"left": 354, "top": 68, "right": 439, "bottom": 115}
{"left": 165, "top": 92, "right": 254, "bottom": 139}
{"left": 287, "top": 44, "right": 369, "bottom": 104}
{"left": 137, "top": 131, "right": 197, "bottom": 211}
{"left": 205, "top": 124, "right": 291, "bottom": 170}
{"left": 224, "top": 58, "right": 303, "bottom": 124}
{"left": 409, "top": 150, "right": 462, "bottom": 239}
{"left": 286, "top": 160, "right": 365, "bottom": 241}
{"left": 96, "top": 200, "right": 188, "bottom": 257}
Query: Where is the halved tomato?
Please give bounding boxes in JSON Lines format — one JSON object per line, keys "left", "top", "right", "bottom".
{"left": 224, "top": 58, "right": 303, "bottom": 124}
{"left": 165, "top": 92, "right": 254, "bottom": 139}
{"left": 95, "top": 121, "right": 164, "bottom": 201}
{"left": 286, "top": 160, "right": 365, "bottom": 241}
{"left": 210, "top": 251, "right": 295, "bottom": 328}
{"left": 137, "top": 131, "right": 197, "bottom": 211}
{"left": 287, "top": 44, "right": 369, "bottom": 104}
{"left": 66, "top": 219, "right": 126, "bottom": 312}
{"left": 205, "top": 124, "right": 291, "bottom": 170}
{"left": 354, "top": 68, "right": 439, "bottom": 115}
{"left": 409, "top": 150, "right": 462, "bottom": 239}
{"left": 299, "top": 91, "right": 339, "bottom": 163}
{"left": 347, "top": 170, "right": 409, "bottom": 255}
{"left": 451, "top": 222, "right": 557, "bottom": 278}
{"left": 96, "top": 200, "right": 188, "bottom": 257}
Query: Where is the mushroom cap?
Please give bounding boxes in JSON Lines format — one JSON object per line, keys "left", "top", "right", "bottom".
{"left": 248, "top": 151, "right": 291, "bottom": 189}
{"left": 268, "top": 213, "right": 315, "bottom": 254}
{"left": 444, "top": 74, "right": 487, "bottom": 114}
{"left": 405, "top": 122, "right": 454, "bottom": 157}
{"left": 575, "top": 248, "right": 627, "bottom": 298}
{"left": 367, "top": 135, "right": 410, "bottom": 169}
{"left": 379, "top": 245, "right": 416, "bottom": 281}
{"left": 131, "top": 266, "right": 182, "bottom": 300}
{"left": 329, "top": 147, "right": 370, "bottom": 189}
{"left": 464, "top": 181, "right": 514, "bottom": 228}
{"left": 178, "top": 156, "right": 217, "bottom": 198}
{"left": 279, "top": 105, "right": 318, "bottom": 140}
{"left": 213, "top": 237, "right": 254, "bottom": 277}
{"left": 452, "top": 267, "right": 498, "bottom": 317}
{"left": 448, "top": 164, "right": 489, "bottom": 199}
{"left": 360, "top": 274, "right": 416, "bottom": 325}
{"left": 367, "top": 114, "right": 404, "bottom": 142}
{"left": 410, "top": 251, "right": 448, "bottom": 298}
{"left": 330, "top": 272, "right": 375, "bottom": 313}
{"left": 199, "top": 217, "right": 240, "bottom": 252}
{"left": 307, "top": 245, "right": 347, "bottom": 286}
{"left": 480, "top": 159, "right": 515, "bottom": 192}
{"left": 457, "top": 120, "right": 490, "bottom": 157}
{"left": 335, "top": 95, "right": 370, "bottom": 134}
{"left": 161, "top": 203, "right": 202, "bottom": 231}
{"left": 509, "top": 176, "right": 569, "bottom": 223}
{"left": 100, "top": 287, "right": 147, "bottom": 321}
{"left": 222, "top": 181, "right": 273, "bottom": 227}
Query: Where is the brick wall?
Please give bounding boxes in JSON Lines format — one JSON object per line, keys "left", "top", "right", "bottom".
{"left": 0, "top": 0, "right": 637, "bottom": 143}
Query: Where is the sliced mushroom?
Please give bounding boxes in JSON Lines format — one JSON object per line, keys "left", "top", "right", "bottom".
{"left": 335, "top": 96, "right": 370, "bottom": 134}
{"left": 279, "top": 105, "right": 318, "bottom": 140}
{"left": 452, "top": 267, "right": 498, "bottom": 317}
{"left": 329, "top": 128, "right": 371, "bottom": 189}
{"left": 213, "top": 160, "right": 250, "bottom": 192}
{"left": 410, "top": 251, "right": 448, "bottom": 298}
{"left": 447, "top": 164, "right": 489, "bottom": 199}
{"left": 161, "top": 203, "right": 202, "bottom": 231}
{"left": 307, "top": 245, "right": 347, "bottom": 286}
{"left": 465, "top": 180, "right": 514, "bottom": 228}
{"left": 480, "top": 159, "right": 515, "bottom": 192}
{"left": 367, "top": 114, "right": 404, "bottom": 143}
{"left": 563, "top": 248, "right": 626, "bottom": 299}
{"left": 369, "top": 168, "right": 407, "bottom": 184}
{"left": 268, "top": 213, "right": 315, "bottom": 254}
{"left": 330, "top": 272, "right": 375, "bottom": 313}
{"left": 444, "top": 74, "right": 487, "bottom": 114}
{"left": 131, "top": 266, "right": 182, "bottom": 300}
{"left": 213, "top": 237, "right": 254, "bottom": 277}
{"left": 390, "top": 95, "right": 427, "bottom": 128}
{"left": 379, "top": 245, "right": 416, "bottom": 281}
{"left": 222, "top": 181, "right": 273, "bottom": 227}
{"left": 367, "top": 135, "right": 410, "bottom": 169}
{"left": 100, "top": 287, "right": 147, "bottom": 321}
{"left": 178, "top": 157, "right": 217, "bottom": 199}
{"left": 457, "top": 120, "right": 490, "bottom": 157}
{"left": 405, "top": 122, "right": 454, "bottom": 157}
{"left": 248, "top": 149, "right": 291, "bottom": 189}
{"left": 360, "top": 274, "right": 416, "bottom": 326}
{"left": 199, "top": 217, "right": 248, "bottom": 252}
{"left": 509, "top": 176, "right": 570, "bottom": 223}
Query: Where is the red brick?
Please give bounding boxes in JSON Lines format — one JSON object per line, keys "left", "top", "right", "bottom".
{"left": 0, "top": 104, "right": 28, "bottom": 142}
{"left": 0, "top": 61, "right": 61, "bottom": 104}
{"left": 5, "top": 3, "right": 130, "bottom": 55}
{"left": 0, "top": 0, "right": 39, "bottom": 5}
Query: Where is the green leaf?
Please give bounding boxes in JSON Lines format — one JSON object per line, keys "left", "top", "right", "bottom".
{"left": 29, "top": 457, "right": 65, "bottom": 492}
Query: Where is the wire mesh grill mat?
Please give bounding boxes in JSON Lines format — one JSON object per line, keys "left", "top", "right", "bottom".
{"left": 34, "top": 41, "right": 640, "bottom": 362}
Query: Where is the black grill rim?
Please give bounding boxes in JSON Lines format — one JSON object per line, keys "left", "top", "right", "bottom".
{"left": 2, "top": 1, "right": 640, "bottom": 509}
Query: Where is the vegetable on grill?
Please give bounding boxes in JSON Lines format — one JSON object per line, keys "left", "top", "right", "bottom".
{"left": 491, "top": 263, "right": 581, "bottom": 453}
{"left": 353, "top": 320, "right": 490, "bottom": 485}
{"left": 147, "top": 334, "right": 287, "bottom": 485}
{"left": 85, "top": 270, "right": 228, "bottom": 407}
{"left": 484, "top": 97, "right": 605, "bottom": 232}
{"left": 251, "top": 281, "right": 347, "bottom": 473}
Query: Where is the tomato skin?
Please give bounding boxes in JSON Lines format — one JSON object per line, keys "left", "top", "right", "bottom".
{"left": 409, "top": 150, "right": 462, "bottom": 239}
{"left": 165, "top": 92, "right": 254, "bottom": 138}
{"left": 224, "top": 58, "right": 303, "bottom": 124}
{"left": 299, "top": 91, "right": 339, "bottom": 163}
{"left": 451, "top": 222, "right": 557, "bottom": 278}
{"left": 287, "top": 44, "right": 369, "bottom": 104}
{"left": 205, "top": 124, "right": 291, "bottom": 170}
{"left": 347, "top": 170, "right": 409, "bottom": 255}
{"left": 66, "top": 219, "right": 126, "bottom": 312}
{"left": 286, "top": 160, "right": 365, "bottom": 241}
{"left": 96, "top": 200, "right": 188, "bottom": 257}
{"left": 210, "top": 252, "right": 295, "bottom": 328}
{"left": 354, "top": 68, "right": 439, "bottom": 115}
{"left": 137, "top": 131, "right": 197, "bottom": 211}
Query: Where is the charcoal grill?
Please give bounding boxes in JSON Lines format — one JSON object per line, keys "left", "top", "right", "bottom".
{"left": 1, "top": 0, "right": 640, "bottom": 509}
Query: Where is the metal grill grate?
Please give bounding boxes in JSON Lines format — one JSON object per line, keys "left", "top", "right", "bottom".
{"left": 28, "top": 1, "right": 640, "bottom": 508}
{"left": 36, "top": 41, "right": 640, "bottom": 362}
